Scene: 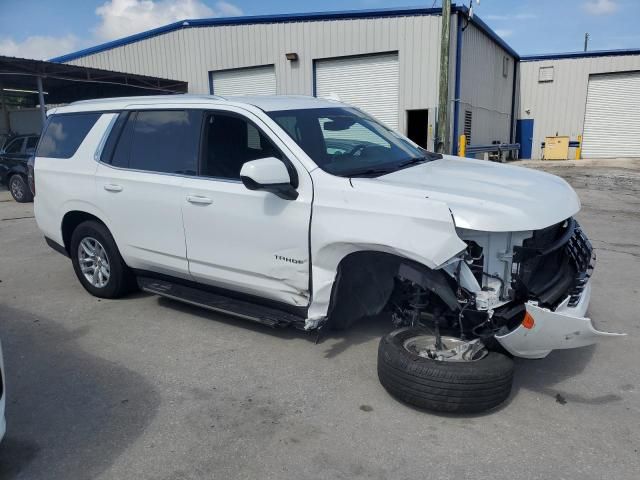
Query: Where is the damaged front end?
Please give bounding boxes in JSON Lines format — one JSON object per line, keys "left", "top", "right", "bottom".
{"left": 389, "top": 218, "right": 624, "bottom": 359}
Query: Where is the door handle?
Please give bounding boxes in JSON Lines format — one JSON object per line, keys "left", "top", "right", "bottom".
{"left": 186, "top": 195, "right": 213, "bottom": 205}
{"left": 104, "top": 183, "right": 123, "bottom": 192}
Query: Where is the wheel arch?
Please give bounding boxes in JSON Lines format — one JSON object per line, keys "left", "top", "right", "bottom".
{"left": 61, "top": 210, "right": 109, "bottom": 255}
{"left": 311, "top": 247, "right": 461, "bottom": 330}
{"left": 7, "top": 170, "right": 28, "bottom": 185}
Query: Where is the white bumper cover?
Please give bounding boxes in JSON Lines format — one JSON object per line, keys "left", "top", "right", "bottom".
{"left": 495, "top": 282, "right": 625, "bottom": 359}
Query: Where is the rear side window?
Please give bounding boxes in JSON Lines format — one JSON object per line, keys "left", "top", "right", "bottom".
{"left": 36, "top": 113, "right": 101, "bottom": 158}
{"left": 106, "top": 110, "right": 200, "bottom": 175}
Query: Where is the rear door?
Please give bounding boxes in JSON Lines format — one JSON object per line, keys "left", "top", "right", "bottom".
{"left": 0, "top": 137, "right": 26, "bottom": 182}
{"left": 95, "top": 109, "right": 201, "bottom": 277}
{"left": 181, "top": 107, "right": 312, "bottom": 307}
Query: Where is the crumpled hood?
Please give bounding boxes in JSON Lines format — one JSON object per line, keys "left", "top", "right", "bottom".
{"left": 350, "top": 155, "right": 581, "bottom": 232}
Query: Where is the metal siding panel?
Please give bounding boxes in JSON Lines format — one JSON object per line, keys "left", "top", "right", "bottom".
{"left": 582, "top": 72, "right": 640, "bottom": 158}
{"left": 302, "top": 22, "right": 312, "bottom": 95}
{"left": 65, "top": 15, "right": 441, "bottom": 130}
{"left": 519, "top": 54, "right": 640, "bottom": 158}
{"left": 458, "top": 23, "right": 514, "bottom": 147}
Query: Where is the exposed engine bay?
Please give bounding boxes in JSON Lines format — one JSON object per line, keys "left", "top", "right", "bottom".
{"left": 383, "top": 217, "right": 596, "bottom": 347}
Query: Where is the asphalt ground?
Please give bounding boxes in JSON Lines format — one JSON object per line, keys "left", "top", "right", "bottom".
{"left": 0, "top": 159, "right": 638, "bottom": 479}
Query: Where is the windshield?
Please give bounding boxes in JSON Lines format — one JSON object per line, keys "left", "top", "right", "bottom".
{"left": 268, "top": 107, "right": 441, "bottom": 177}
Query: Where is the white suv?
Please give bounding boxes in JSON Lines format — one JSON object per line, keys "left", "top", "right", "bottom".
{"left": 34, "top": 95, "right": 621, "bottom": 413}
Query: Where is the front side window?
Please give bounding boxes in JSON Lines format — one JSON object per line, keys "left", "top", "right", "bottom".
{"left": 107, "top": 110, "right": 200, "bottom": 175}
{"left": 36, "top": 113, "right": 101, "bottom": 159}
{"left": 201, "top": 112, "right": 282, "bottom": 179}
{"left": 268, "top": 107, "right": 438, "bottom": 177}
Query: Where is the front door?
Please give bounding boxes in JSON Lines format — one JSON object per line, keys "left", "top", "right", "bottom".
{"left": 181, "top": 108, "right": 312, "bottom": 307}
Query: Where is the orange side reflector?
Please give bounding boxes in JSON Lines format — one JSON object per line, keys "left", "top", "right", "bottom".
{"left": 522, "top": 312, "right": 535, "bottom": 330}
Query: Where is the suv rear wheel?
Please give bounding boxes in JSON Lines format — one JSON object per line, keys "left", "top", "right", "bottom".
{"left": 9, "top": 174, "right": 33, "bottom": 203}
{"left": 70, "top": 220, "right": 136, "bottom": 298}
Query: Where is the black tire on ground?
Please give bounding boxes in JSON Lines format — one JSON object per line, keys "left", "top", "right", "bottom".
{"left": 377, "top": 328, "right": 514, "bottom": 414}
{"left": 9, "top": 174, "right": 33, "bottom": 203}
{"left": 70, "top": 220, "right": 136, "bottom": 299}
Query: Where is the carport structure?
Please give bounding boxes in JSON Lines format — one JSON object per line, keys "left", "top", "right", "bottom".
{"left": 0, "top": 55, "right": 187, "bottom": 135}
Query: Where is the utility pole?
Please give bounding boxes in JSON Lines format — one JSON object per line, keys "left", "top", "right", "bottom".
{"left": 437, "top": 0, "right": 451, "bottom": 153}
{"left": 584, "top": 32, "right": 590, "bottom": 52}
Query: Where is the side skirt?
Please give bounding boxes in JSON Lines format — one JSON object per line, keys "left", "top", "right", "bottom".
{"left": 137, "top": 276, "right": 307, "bottom": 330}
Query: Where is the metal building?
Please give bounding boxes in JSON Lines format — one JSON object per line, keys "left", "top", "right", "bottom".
{"left": 518, "top": 50, "right": 640, "bottom": 159}
{"left": 51, "top": 6, "right": 518, "bottom": 153}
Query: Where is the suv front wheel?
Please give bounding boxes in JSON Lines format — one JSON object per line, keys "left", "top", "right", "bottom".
{"left": 378, "top": 328, "right": 514, "bottom": 413}
{"left": 70, "top": 220, "right": 136, "bottom": 298}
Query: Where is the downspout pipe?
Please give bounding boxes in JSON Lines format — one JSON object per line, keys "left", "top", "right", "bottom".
{"left": 451, "top": 11, "right": 464, "bottom": 156}
{"left": 509, "top": 57, "right": 518, "bottom": 146}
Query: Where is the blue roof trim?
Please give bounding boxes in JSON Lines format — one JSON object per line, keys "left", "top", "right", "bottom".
{"left": 520, "top": 48, "right": 640, "bottom": 61}
{"left": 454, "top": 6, "right": 519, "bottom": 59}
{"left": 50, "top": 6, "right": 443, "bottom": 63}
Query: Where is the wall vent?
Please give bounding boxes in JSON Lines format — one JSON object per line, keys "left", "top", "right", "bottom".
{"left": 538, "top": 66, "right": 554, "bottom": 82}
{"left": 464, "top": 110, "right": 472, "bottom": 145}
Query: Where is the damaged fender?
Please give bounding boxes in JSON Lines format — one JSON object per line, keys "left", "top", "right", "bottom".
{"left": 305, "top": 171, "right": 467, "bottom": 329}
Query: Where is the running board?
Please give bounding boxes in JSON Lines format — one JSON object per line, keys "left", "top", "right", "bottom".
{"left": 138, "top": 276, "right": 305, "bottom": 328}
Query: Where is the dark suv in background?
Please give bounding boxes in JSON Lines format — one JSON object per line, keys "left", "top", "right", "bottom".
{"left": 0, "top": 134, "right": 39, "bottom": 202}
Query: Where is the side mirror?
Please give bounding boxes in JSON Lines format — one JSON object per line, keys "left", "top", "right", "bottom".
{"left": 240, "top": 157, "right": 298, "bottom": 200}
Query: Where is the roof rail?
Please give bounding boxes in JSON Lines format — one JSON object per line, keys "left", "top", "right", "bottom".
{"left": 69, "top": 94, "right": 223, "bottom": 105}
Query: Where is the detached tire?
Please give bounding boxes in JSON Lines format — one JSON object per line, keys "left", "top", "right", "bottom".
{"left": 378, "top": 328, "right": 514, "bottom": 414}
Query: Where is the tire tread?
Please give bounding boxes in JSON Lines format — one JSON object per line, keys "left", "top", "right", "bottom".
{"left": 377, "top": 328, "right": 514, "bottom": 413}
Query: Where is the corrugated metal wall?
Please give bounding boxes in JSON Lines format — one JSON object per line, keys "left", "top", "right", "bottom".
{"left": 519, "top": 54, "right": 640, "bottom": 159}
{"left": 458, "top": 23, "right": 515, "bottom": 149}
{"left": 67, "top": 15, "right": 442, "bottom": 134}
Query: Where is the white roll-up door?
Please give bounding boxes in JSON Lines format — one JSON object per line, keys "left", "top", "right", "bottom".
{"left": 315, "top": 53, "right": 400, "bottom": 130}
{"left": 210, "top": 65, "right": 276, "bottom": 96}
{"left": 582, "top": 72, "right": 640, "bottom": 158}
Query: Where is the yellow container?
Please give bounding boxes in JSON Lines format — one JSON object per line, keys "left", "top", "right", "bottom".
{"left": 544, "top": 136, "right": 570, "bottom": 160}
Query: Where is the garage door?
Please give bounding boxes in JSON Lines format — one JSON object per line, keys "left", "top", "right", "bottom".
{"left": 315, "top": 53, "right": 399, "bottom": 130}
{"left": 582, "top": 72, "right": 640, "bottom": 158}
{"left": 210, "top": 65, "right": 276, "bottom": 96}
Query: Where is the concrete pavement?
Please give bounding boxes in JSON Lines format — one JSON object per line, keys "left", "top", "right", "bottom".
{"left": 0, "top": 160, "right": 638, "bottom": 480}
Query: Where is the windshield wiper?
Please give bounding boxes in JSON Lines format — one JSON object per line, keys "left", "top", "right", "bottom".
{"left": 397, "top": 153, "right": 442, "bottom": 169}
{"left": 396, "top": 157, "right": 428, "bottom": 169}
{"left": 346, "top": 153, "right": 442, "bottom": 178}
{"left": 347, "top": 168, "right": 395, "bottom": 178}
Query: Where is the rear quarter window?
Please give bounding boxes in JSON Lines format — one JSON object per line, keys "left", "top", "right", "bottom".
{"left": 36, "top": 113, "right": 101, "bottom": 159}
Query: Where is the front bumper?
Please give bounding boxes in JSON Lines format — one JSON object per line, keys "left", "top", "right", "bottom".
{"left": 495, "top": 281, "right": 625, "bottom": 359}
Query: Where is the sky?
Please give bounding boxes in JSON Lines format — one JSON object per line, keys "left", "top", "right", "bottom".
{"left": 0, "top": 0, "right": 638, "bottom": 60}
